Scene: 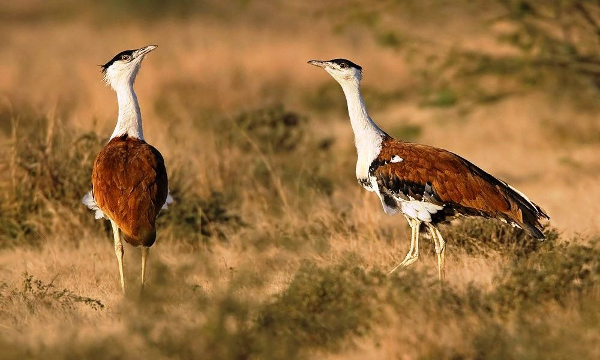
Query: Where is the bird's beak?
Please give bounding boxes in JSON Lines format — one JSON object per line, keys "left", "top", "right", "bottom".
{"left": 307, "top": 60, "right": 327, "bottom": 68}
{"left": 134, "top": 45, "right": 158, "bottom": 59}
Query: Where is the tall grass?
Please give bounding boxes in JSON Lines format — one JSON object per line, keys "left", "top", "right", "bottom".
{"left": 0, "top": 234, "right": 597, "bottom": 359}
{"left": 1, "top": 62, "right": 597, "bottom": 360}
{"left": 0, "top": 111, "right": 104, "bottom": 248}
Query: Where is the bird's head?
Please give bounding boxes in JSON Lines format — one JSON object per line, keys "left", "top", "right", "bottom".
{"left": 101, "top": 45, "right": 157, "bottom": 89}
{"left": 307, "top": 58, "right": 363, "bottom": 85}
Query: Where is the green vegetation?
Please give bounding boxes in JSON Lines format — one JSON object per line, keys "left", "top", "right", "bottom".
{"left": 443, "top": 218, "right": 559, "bottom": 257}
{"left": 330, "top": 0, "right": 600, "bottom": 113}
{"left": 390, "top": 123, "right": 422, "bottom": 142}
{"left": 158, "top": 187, "right": 246, "bottom": 245}
{"left": 0, "top": 112, "right": 104, "bottom": 248}
{"left": 3, "top": 103, "right": 595, "bottom": 359}
{"left": 420, "top": 87, "right": 458, "bottom": 108}
{"left": 230, "top": 104, "right": 306, "bottom": 153}
{"left": 0, "top": 232, "right": 597, "bottom": 359}
{"left": 0, "top": 272, "right": 104, "bottom": 326}
{"left": 256, "top": 262, "right": 382, "bottom": 352}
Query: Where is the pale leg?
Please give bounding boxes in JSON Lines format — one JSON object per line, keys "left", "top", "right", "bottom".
{"left": 110, "top": 220, "right": 125, "bottom": 293}
{"left": 435, "top": 226, "right": 446, "bottom": 282}
{"left": 388, "top": 218, "right": 422, "bottom": 274}
{"left": 398, "top": 215, "right": 416, "bottom": 265}
{"left": 427, "top": 224, "right": 446, "bottom": 281}
{"left": 403, "top": 218, "right": 421, "bottom": 267}
{"left": 141, "top": 246, "right": 149, "bottom": 288}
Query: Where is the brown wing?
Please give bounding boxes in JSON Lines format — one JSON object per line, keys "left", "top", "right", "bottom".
{"left": 92, "top": 135, "right": 169, "bottom": 247}
{"left": 373, "top": 138, "right": 548, "bottom": 238}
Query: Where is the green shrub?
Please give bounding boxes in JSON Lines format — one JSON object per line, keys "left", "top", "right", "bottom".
{"left": 442, "top": 218, "right": 558, "bottom": 257}
{"left": 231, "top": 104, "right": 306, "bottom": 153}
{"left": 493, "top": 238, "right": 600, "bottom": 310}
{"left": 0, "top": 114, "right": 104, "bottom": 248}
{"left": 158, "top": 186, "right": 245, "bottom": 245}
{"left": 256, "top": 262, "right": 384, "bottom": 352}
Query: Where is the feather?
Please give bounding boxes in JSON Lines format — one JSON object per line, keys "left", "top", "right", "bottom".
{"left": 91, "top": 135, "right": 169, "bottom": 247}
{"left": 82, "top": 191, "right": 106, "bottom": 220}
{"left": 370, "top": 137, "right": 549, "bottom": 238}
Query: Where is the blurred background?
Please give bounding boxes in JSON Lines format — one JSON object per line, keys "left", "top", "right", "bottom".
{"left": 0, "top": 1, "right": 598, "bottom": 359}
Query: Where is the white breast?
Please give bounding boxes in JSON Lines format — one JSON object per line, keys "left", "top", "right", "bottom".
{"left": 368, "top": 178, "right": 445, "bottom": 222}
{"left": 355, "top": 134, "right": 384, "bottom": 180}
{"left": 398, "top": 200, "right": 444, "bottom": 222}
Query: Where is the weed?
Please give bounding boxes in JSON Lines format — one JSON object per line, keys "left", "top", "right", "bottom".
{"left": 159, "top": 186, "right": 245, "bottom": 245}
{"left": 442, "top": 218, "right": 558, "bottom": 257}
{"left": 256, "top": 261, "right": 384, "bottom": 353}
{"left": 493, "top": 238, "right": 600, "bottom": 310}
{"left": 0, "top": 272, "right": 104, "bottom": 316}
{"left": 0, "top": 113, "right": 103, "bottom": 248}
{"left": 230, "top": 104, "right": 306, "bottom": 153}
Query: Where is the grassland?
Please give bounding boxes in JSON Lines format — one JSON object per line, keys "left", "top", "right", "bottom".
{"left": 0, "top": 1, "right": 599, "bottom": 359}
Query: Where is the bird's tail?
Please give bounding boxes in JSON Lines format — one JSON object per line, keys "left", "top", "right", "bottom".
{"left": 122, "top": 229, "right": 157, "bottom": 247}
{"left": 456, "top": 155, "right": 549, "bottom": 239}
{"left": 500, "top": 182, "right": 549, "bottom": 240}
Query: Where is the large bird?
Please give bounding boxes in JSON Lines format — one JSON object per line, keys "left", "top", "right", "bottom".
{"left": 308, "top": 58, "right": 549, "bottom": 280}
{"left": 83, "top": 45, "right": 172, "bottom": 292}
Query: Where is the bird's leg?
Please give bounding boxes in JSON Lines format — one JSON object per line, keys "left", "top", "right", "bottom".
{"left": 434, "top": 226, "right": 446, "bottom": 282}
{"left": 406, "top": 219, "right": 422, "bottom": 267}
{"left": 141, "top": 246, "right": 149, "bottom": 288}
{"left": 427, "top": 224, "right": 446, "bottom": 282}
{"left": 400, "top": 219, "right": 417, "bottom": 264}
{"left": 110, "top": 220, "right": 125, "bottom": 293}
{"left": 388, "top": 218, "right": 421, "bottom": 274}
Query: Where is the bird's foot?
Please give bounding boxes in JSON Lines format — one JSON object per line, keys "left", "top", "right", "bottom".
{"left": 388, "top": 253, "right": 419, "bottom": 275}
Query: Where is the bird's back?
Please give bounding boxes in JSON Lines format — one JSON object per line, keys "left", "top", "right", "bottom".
{"left": 92, "top": 134, "right": 168, "bottom": 247}
{"left": 372, "top": 138, "right": 549, "bottom": 238}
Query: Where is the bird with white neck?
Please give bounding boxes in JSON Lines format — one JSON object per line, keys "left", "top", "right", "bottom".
{"left": 83, "top": 45, "right": 173, "bottom": 293}
{"left": 308, "top": 58, "right": 549, "bottom": 281}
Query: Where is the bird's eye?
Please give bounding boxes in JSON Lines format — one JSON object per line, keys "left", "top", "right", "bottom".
{"left": 339, "top": 63, "right": 347, "bottom": 69}
{"left": 121, "top": 54, "right": 132, "bottom": 61}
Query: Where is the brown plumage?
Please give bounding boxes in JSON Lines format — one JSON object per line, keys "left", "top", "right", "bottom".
{"left": 92, "top": 135, "right": 168, "bottom": 247}
{"left": 372, "top": 137, "right": 549, "bottom": 238}
{"left": 308, "top": 57, "right": 550, "bottom": 281}
{"left": 83, "top": 45, "right": 168, "bottom": 293}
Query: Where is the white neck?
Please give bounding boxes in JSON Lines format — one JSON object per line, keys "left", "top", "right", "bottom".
{"left": 110, "top": 84, "right": 144, "bottom": 140}
{"left": 340, "top": 81, "right": 386, "bottom": 140}
{"left": 340, "top": 80, "right": 386, "bottom": 179}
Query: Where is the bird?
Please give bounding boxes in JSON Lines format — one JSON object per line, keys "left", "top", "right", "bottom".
{"left": 83, "top": 45, "right": 172, "bottom": 293}
{"left": 308, "top": 58, "right": 549, "bottom": 281}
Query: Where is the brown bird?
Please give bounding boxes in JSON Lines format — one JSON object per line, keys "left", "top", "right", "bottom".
{"left": 83, "top": 45, "right": 172, "bottom": 292}
{"left": 308, "top": 58, "right": 549, "bottom": 280}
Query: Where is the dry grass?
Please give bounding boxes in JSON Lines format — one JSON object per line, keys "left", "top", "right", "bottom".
{"left": 0, "top": 1, "right": 599, "bottom": 359}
